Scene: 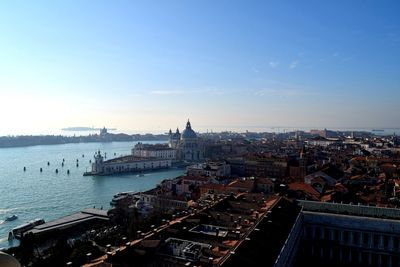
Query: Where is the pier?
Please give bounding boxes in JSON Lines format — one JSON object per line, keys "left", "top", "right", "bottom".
{"left": 25, "top": 208, "right": 109, "bottom": 238}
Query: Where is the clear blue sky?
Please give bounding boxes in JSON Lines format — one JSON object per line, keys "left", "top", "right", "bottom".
{"left": 0, "top": 0, "right": 399, "bottom": 135}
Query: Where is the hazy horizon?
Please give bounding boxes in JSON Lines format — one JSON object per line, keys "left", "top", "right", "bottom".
{"left": 1, "top": 124, "right": 400, "bottom": 137}
{"left": 1, "top": 1, "right": 399, "bottom": 135}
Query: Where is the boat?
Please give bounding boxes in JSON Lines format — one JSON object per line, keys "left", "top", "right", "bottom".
{"left": 5, "top": 215, "right": 18, "bottom": 222}
{"left": 8, "top": 218, "right": 45, "bottom": 240}
{"left": 110, "top": 191, "right": 138, "bottom": 206}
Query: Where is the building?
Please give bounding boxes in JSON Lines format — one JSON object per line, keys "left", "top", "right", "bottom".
{"left": 186, "top": 161, "right": 231, "bottom": 178}
{"left": 84, "top": 192, "right": 400, "bottom": 267}
{"left": 132, "top": 142, "right": 177, "bottom": 159}
{"left": 169, "top": 120, "right": 204, "bottom": 162}
{"left": 100, "top": 127, "right": 108, "bottom": 136}
{"left": 295, "top": 200, "right": 400, "bottom": 267}
{"left": 89, "top": 151, "right": 172, "bottom": 175}
{"left": 138, "top": 192, "right": 194, "bottom": 211}
{"left": 255, "top": 177, "right": 275, "bottom": 193}
{"left": 244, "top": 154, "right": 288, "bottom": 178}
{"left": 84, "top": 193, "right": 292, "bottom": 267}
{"left": 310, "top": 129, "right": 328, "bottom": 138}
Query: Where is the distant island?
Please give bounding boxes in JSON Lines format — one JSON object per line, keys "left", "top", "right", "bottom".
{"left": 62, "top": 127, "right": 117, "bottom": 131}
{"left": 0, "top": 128, "right": 168, "bottom": 148}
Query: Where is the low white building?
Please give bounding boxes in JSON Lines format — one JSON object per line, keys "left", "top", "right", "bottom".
{"left": 91, "top": 151, "right": 172, "bottom": 175}
{"left": 132, "top": 142, "right": 177, "bottom": 159}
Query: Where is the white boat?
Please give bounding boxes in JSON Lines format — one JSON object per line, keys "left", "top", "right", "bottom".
{"left": 5, "top": 215, "right": 18, "bottom": 222}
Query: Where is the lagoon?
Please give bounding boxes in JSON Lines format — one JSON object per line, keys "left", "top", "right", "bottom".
{"left": 0, "top": 141, "right": 183, "bottom": 248}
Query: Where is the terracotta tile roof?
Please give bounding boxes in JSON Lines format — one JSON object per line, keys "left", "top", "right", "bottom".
{"left": 321, "top": 193, "right": 333, "bottom": 202}
{"left": 288, "top": 182, "right": 320, "bottom": 200}
{"left": 226, "top": 179, "right": 255, "bottom": 190}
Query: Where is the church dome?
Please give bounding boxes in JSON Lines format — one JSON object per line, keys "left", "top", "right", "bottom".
{"left": 0, "top": 252, "right": 21, "bottom": 267}
{"left": 181, "top": 120, "right": 197, "bottom": 139}
{"left": 172, "top": 128, "right": 181, "bottom": 139}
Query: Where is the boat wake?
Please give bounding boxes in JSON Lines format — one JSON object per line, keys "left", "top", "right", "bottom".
{"left": 0, "top": 208, "right": 16, "bottom": 215}
{"left": 0, "top": 220, "right": 4, "bottom": 225}
{"left": 0, "top": 236, "right": 8, "bottom": 243}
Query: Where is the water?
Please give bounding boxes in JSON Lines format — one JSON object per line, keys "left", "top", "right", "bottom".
{"left": 0, "top": 141, "right": 183, "bottom": 249}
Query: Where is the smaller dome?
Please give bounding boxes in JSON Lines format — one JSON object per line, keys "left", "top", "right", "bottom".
{"left": 181, "top": 120, "right": 197, "bottom": 139}
{"left": 172, "top": 128, "right": 181, "bottom": 139}
{"left": 0, "top": 252, "right": 21, "bottom": 267}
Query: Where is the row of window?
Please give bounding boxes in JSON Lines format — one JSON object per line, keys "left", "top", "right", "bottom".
{"left": 306, "top": 226, "right": 400, "bottom": 250}
{"left": 309, "top": 245, "right": 400, "bottom": 266}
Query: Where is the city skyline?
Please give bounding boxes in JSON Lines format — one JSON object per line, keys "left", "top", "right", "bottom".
{"left": 0, "top": 0, "right": 399, "bottom": 135}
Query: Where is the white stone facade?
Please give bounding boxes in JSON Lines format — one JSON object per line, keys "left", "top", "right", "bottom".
{"left": 132, "top": 142, "right": 176, "bottom": 159}
{"left": 91, "top": 152, "right": 171, "bottom": 174}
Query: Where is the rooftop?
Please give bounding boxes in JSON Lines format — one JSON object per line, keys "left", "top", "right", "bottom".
{"left": 105, "top": 155, "right": 167, "bottom": 164}
{"left": 26, "top": 208, "right": 108, "bottom": 235}
{"left": 85, "top": 194, "right": 302, "bottom": 267}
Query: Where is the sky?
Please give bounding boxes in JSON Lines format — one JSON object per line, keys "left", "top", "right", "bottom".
{"left": 0, "top": 0, "right": 399, "bottom": 135}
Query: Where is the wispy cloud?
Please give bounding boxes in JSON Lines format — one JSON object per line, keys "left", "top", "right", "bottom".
{"left": 251, "top": 67, "right": 260, "bottom": 73}
{"left": 254, "top": 88, "right": 302, "bottom": 97}
{"left": 150, "top": 90, "right": 186, "bottom": 95}
{"left": 269, "top": 61, "right": 279, "bottom": 68}
{"left": 150, "top": 88, "right": 225, "bottom": 96}
{"left": 289, "top": 61, "right": 298, "bottom": 69}
{"left": 319, "top": 52, "right": 355, "bottom": 63}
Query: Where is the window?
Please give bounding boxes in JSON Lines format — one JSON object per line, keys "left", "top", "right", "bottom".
{"left": 343, "top": 231, "right": 349, "bottom": 243}
{"left": 353, "top": 232, "right": 360, "bottom": 245}
{"left": 305, "top": 226, "right": 312, "bottom": 238}
{"left": 393, "top": 237, "right": 399, "bottom": 251}
{"left": 315, "top": 227, "right": 321, "bottom": 239}
{"left": 383, "top": 235, "right": 389, "bottom": 248}
{"left": 373, "top": 234, "right": 379, "bottom": 248}
{"left": 333, "top": 229, "right": 339, "bottom": 241}
{"left": 363, "top": 233, "right": 369, "bottom": 246}
{"left": 324, "top": 229, "right": 331, "bottom": 240}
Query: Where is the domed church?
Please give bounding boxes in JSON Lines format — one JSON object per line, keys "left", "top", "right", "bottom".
{"left": 168, "top": 120, "right": 204, "bottom": 162}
